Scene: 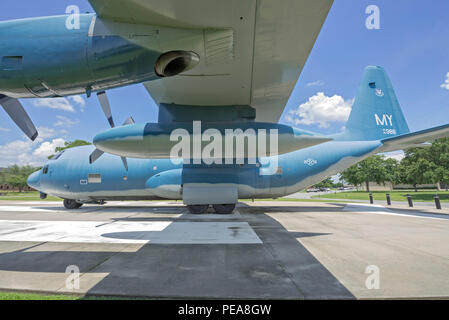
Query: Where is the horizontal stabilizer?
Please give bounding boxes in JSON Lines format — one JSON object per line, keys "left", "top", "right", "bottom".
{"left": 0, "top": 95, "right": 38, "bottom": 141}
{"left": 380, "top": 124, "right": 449, "bottom": 152}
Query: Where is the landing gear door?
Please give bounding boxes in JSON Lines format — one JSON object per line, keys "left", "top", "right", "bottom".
{"left": 182, "top": 167, "right": 238, "bottom": 205}
{"left": 183, "top": 185, "right": 237, "bottom": 206}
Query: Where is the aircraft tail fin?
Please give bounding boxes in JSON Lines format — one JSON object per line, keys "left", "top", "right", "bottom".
{"left": 341, "top": 66, "right": 410, "bottom": 141}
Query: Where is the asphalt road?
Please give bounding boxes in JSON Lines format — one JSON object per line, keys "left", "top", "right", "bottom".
{"left": 0, "top": 200, "right": 448, "bottom": 299}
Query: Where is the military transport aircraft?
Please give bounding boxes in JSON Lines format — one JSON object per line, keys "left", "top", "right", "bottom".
{"left": 27, "top": 66, "right": 449, "bottom": 213}
{"left": 2, "top": 1, "right": 449, "bottom": 213}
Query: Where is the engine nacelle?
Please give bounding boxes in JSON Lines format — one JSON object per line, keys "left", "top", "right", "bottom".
{"left": 0, "top": 14, "right": 201, "bottom": 98}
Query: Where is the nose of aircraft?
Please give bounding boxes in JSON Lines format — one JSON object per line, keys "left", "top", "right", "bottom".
{"left": 27, "top": 170, "right": 41, "bottom": 189}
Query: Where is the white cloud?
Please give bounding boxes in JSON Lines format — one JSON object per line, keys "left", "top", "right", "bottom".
{"left": 440, "top": 72, "right": 449, "bottom": 90}
{"left": 286, "top": 92, "right": 353, "bottom": 128}
{"left": 32, "top": 95, "right": 86, "bottom": 113}
{"left": 32, "top": 138, "right": 66, "bottom": 159}
{"left": 33, "top": 98, "right": 76, "bottom": 112}
{"left": 35, "top": 127, "right": 56, "bottom": 142}
{"left": 306, "top": 80, "right": 325, "bottom": 87}
{"left": 0, "top": 140, "right": 34, "bottom": 167}
{"left": 0, "top": 127, "right": 10, "bottom": 132}
{"left": 0, "top": 137, "right": 66, "bottom": 168}
{"left": 69, "top": 95, "right": 86, "bottom": 112}
{"left": 54, "top": 115, "right": 80, "bottom": 127}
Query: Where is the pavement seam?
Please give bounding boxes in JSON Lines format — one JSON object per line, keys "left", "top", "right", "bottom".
{"left": 245, "top": 212, "right": 306, "bottom": 299}
{"left": 55, "top": 243, "right": 139, "bottom": 293}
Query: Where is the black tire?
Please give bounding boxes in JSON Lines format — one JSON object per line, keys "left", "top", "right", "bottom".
{"left": 63, "top": 199, "right": 83, "bottom": 210}
{"left": 213, "top": 204, "right": 236, "bottom": 214}
{"left": 187, "top": 205, "right": 209, "bottom": 214}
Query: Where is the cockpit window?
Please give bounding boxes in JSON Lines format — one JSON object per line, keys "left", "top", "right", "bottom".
{"left": 52, "top": 150, "right": 65, "bottom": 160}
{"left": 42, "top": 165, "right": 49, "bottom": 174}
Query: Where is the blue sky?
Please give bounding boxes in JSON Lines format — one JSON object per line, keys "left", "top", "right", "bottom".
{"left": 0, "top": 0, "right": 449, "bottom": 166}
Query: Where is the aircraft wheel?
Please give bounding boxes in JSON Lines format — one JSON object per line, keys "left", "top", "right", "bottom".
{"left": 187, "top": 205, "right": 209, "bottom": 214}
{"left": 213, "top": 204, "right": 236, "bottom": 215}
{"left": 63, "top": 199, "right": 83, "bottom": 210}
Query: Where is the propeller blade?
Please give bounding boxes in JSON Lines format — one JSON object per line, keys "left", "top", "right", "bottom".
{"left": 97, "top": 91, "right": 115, "bottom": 128}
{"left": 122, "top": 117, "right": 135, "bottom": 126}
{"left": 0, "top": 94, "right": 38, "bottom": 141}
{"left": 121, "top": 157, "right": 129, "bottom": 171}
{"left": 89, "top": 148, "right": 104, "bottom": 164}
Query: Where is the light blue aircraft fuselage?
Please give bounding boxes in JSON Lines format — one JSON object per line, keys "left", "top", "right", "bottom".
{"left": 28, "top": 140, "right": 381, "bottom": 202}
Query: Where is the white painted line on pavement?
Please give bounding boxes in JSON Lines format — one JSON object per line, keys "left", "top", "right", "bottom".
{"left": 0, "top": 220, "right": 262, "bottom": 244}
{"left": 344, "top": 203, "right": 448, "bottom": 221}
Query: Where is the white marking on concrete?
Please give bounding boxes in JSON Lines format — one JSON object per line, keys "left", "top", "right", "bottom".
{"left": 0, "top": 206, "right": 55, "bottom": 213}
{"left": 0, "top": 220, "right": 262, "bottom": 244}
{"left": 0, "top": 203, "right": 185, "bottom": 215}
{"left": 344, "top": 204, "right": 449, "bottom": 221}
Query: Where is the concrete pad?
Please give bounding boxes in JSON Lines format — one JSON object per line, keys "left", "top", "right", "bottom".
{"left": 255, "top": 201, "right": 449, "bottom": 299}
{"left": 0, "top": 201, "right": 447, "bottom": 299}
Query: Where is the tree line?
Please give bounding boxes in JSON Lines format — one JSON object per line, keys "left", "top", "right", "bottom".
{"left": 340, "top": 138, "right": 449, "bottom": 192}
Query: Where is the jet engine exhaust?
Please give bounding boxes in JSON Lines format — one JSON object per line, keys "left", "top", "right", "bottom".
{"left": 155, "top": 51, "right": 200, "bottom": 77}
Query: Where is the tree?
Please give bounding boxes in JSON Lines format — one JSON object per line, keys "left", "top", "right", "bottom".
{"left": 340, "top": 163, "right": 365, "bottom": 190}
{"left": 314, "top": 178, "right": 334, "bottom": 189}
{"left": 384, "top": 158, "right": 401, "bottom": 185}
{"left": 399, "top": 147, "right": 436, "bottom": 192}
{"left": 341, "top": 155, "right": 389, "bottom": 192}
{"left": 427, "top": 138, "right": 449, "bottom": 189}
{"left": 48, "top": 140, "right": 91, "bottom": 159}
{"left": 3, "top": 165, "right": 39, "bottom": 192}
{"left": 0, "top": 169, "right": 5, "bottom": 184}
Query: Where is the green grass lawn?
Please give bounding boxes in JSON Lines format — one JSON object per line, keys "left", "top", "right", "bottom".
{"left": 0, "top": 191, "right": 60, "bottom": 201}
{"left": 313, "top": 190, "right": 449, "bottom": 202}
{"left": 243, "top": 198, "right": 358, "bottom": 204}
{"left": 0, "top": 291, "right": 143, "bottom": 300}
{"left": 0, "top": 291, "right": 78, "bottom": 300}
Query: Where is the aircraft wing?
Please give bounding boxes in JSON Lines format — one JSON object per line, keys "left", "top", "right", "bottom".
{"left": 88, "top": 0, "right": 334, "bottom": 122}
{"left": 380, "top": 124, "right": 449, "bottom": 152}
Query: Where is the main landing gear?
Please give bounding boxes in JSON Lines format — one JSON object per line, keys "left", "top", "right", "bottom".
{"left": 63, "top": 199, "right": 83, "bottom": 209}
{"left": 187, "top": 204, "right": 236, "bottom": 215}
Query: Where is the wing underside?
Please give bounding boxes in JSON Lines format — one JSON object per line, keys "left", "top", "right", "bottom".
{"left": 380, "top": 124, "right": 449, "bottom": 152}
{"left": 89, "top": 0, "right": 334, "bottom": 122}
